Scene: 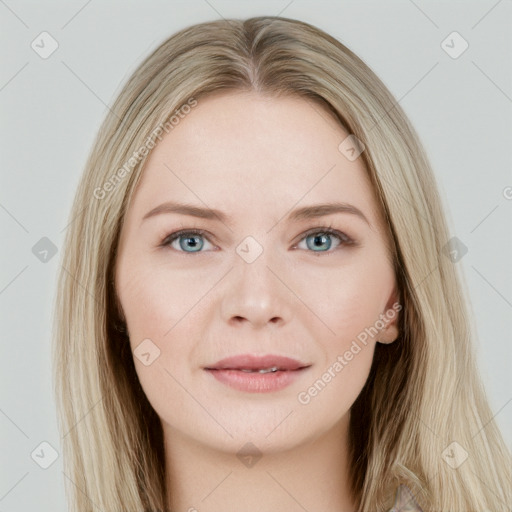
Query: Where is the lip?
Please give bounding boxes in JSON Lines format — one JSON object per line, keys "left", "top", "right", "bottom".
{"left": 204, "top": 354, "right": 311, "bottom": 393}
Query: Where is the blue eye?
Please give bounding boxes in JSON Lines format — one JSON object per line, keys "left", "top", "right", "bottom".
{"left": 298, "top": 228, "right": 348, "bottom": 252}
{"left": 163, "top": 229, "right": 214, "bottom": 253}
{"left": 161, "top": 227, "right": 354, "bottom": 254}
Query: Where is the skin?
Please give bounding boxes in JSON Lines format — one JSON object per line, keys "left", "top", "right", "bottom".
{"left": 115, "top": 91, "right": 399, "bottom": 512}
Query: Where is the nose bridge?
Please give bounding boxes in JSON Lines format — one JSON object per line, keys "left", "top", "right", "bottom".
{"left": 219, "top": 236, "right": 291, "bottom": 328}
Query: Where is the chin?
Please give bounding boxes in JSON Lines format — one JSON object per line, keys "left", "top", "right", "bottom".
{"left": 169, "top": 408, "right": 323, "bottom": 457}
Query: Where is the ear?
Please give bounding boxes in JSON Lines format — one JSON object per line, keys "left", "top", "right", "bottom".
{"left": 377, "top": 286, "right": 401, "bottom": 345}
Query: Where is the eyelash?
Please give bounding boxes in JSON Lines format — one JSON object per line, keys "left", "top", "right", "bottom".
{"left": 159, "top": 225, "right": 357, "bottom": 255}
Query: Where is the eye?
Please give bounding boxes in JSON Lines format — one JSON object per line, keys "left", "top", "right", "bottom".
{"left": 295, "top": 226, "right": 355, "bottom": 254}
{"left": 160, "top": 229, "right": 214, "bottom": 253}
{"left": 160, "top": 226, "right": 355, "bottom": 255}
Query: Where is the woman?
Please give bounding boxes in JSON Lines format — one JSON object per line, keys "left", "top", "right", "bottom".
{"left": 52, "top": 16, "right": 512, "bottom": 512}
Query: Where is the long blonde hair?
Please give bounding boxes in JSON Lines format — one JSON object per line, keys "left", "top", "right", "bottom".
{"left": 52, "top": 16, "right": 512, "bottom": 511}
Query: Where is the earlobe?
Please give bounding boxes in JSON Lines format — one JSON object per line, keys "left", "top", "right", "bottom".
{"left": 377, "top": 314, "right": 399, "bottom": 344}
{"left": 377, "top": 323, "right": 399, "bottom": 344}
{"left": 378, "top": 287, "right": 401, "bottom": 344}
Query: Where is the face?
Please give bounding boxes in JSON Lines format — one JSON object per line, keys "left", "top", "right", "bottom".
{"left": 115, "top": 91, "right": 399, "bottom": 454}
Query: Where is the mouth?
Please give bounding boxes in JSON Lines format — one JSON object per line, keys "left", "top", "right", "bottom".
{"left": 204, "top": 354, "right": 311, "bottom": 393}
{"left": 204, "top": 354, "right": 310, "bottom": 372}
{"left": 219, "top": 366, "right": 287, "bottom": 373}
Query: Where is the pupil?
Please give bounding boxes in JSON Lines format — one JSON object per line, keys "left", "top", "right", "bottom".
{"left": 311, "top": 233, "right": 330, "bottom": 251}
{"left": 181, "top": 235, "right": 202, "bottom": 251}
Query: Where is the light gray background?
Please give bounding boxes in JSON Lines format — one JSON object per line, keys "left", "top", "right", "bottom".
{"left": 1, "top": 1, "right": 511, "bottom": 510}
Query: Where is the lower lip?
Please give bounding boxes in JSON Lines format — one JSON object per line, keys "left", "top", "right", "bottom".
{"left": 205, "top": 368, "right": 308, "bottom": 393}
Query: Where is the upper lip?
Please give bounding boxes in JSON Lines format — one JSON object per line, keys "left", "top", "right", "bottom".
{"left": 205, "top": 354, "right": 311, "bottom": 371}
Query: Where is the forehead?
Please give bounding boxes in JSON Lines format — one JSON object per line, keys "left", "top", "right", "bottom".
{"left": 129, "top": 91, "right": 381, "bottom": 228}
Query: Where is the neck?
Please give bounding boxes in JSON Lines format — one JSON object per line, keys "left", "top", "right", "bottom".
{"left": 164, "top": 414, "right": 357, "bottom": 512}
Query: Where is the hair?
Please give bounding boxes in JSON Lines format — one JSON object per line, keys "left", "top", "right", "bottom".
{"left": 52, "top": 15, "right": 512, "bottom": 512}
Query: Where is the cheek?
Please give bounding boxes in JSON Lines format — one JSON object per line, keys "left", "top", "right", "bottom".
{"left": 118, "top": 269, "right": 165, "bottom": 340}
{"left": 295, "top": 340, "right": 374, "bottom": 429}
{"left": 116, "top": 262, "right": 207, "bottom": 422}
{"left": 118, "top": 255, "right": 203, "bottom": 341}
{"left": 116, "top": 256, "right": 211, "bottom": 378}
{"left": 291, "top": 261, "right": 386, "bottom": 417}
{"left": 294, "top": 254, "right": 394, "bottom": 347}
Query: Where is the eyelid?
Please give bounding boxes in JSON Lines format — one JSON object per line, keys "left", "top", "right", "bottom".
{"left": 293, "top": 226, "right": 355, "bottom": 248}
{"left": 159, "top": 228, "right": 217, "bottom": 251}
{"left": 159, "top": 225, "right": 357, "bottom": 253}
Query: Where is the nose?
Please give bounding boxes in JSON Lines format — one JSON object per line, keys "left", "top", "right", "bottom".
{"left": 219, "top": 252, "right": 292, "bottom": 330}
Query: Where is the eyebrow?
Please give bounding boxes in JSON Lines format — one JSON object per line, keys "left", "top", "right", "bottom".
{"left": 141, "top": 201, "right": 371, "bottom": 227}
